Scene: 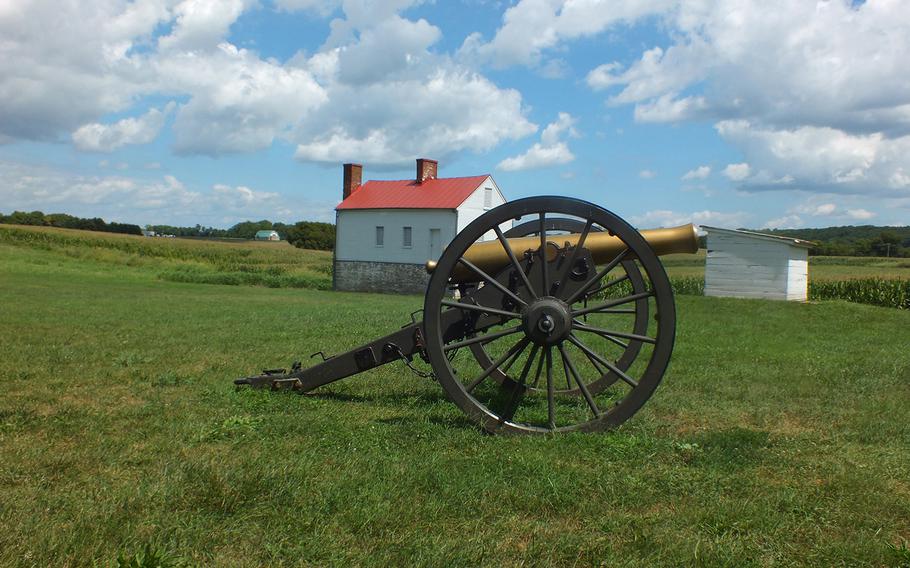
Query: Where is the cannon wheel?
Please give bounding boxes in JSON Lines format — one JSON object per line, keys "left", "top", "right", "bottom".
{"left": 467, "top": 218, "right": 650, "bottom": 396}
{"left": 423, "top": 196, "right": 676, "bottom": 434}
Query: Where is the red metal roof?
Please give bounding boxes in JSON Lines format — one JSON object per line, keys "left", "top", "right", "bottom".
{"left": 336, "top": 175, "right": 490, "bottom": 210}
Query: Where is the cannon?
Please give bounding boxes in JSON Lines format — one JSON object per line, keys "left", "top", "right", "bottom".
{"left": 235, "top": 196, "right": 699, "bottom": 434}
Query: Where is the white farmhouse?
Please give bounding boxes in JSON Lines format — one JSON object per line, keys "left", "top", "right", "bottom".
{"left": 333, "top": 158, "right": 506, "bottom": 294}
{"left": 702, "top": 226, "right": 814, "bottom": 301}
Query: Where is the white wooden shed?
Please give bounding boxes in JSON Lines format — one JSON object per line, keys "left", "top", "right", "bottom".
{"left": 701, "top": 226, "right": 814, "bottom": 301}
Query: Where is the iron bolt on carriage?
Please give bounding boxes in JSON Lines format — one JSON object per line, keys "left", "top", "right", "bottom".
{"left": 236, "top": 196, "right": 699, "bottom": 435}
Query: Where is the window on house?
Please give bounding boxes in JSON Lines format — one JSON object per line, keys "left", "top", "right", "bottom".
{"left": 484, "top": 187, "right": 493, "bottom": 209}
{"left": 403, "top": 226, "right": 412, "bottom": 248}
{"left": 375, "top": 226, "right": 384, "bottom": 247}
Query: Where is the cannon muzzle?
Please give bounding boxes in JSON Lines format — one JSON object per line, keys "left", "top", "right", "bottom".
{"left": 425, "top": 223, "right": 699, "bottom": 282}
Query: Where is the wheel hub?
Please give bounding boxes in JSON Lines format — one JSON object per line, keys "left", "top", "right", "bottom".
{"left": 522, "top": 296, "right": 572, "bottom": 346}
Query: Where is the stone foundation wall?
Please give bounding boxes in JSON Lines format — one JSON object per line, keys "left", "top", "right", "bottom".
{"left": 333, "top": 260, "right": 429, "bottom": 294}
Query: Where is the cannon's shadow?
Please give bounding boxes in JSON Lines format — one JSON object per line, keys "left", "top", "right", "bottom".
{"left": 302, "top": 389, "right": 480, "bottom": 431}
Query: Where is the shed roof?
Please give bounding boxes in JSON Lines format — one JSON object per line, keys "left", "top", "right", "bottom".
{"left": 255, "top": 230, "right": 278, "bottom": 237}
{"left": 701, "top": 225, "right": 814, "bottom": 249}
{"left": 336, "top": 175, "right": 490, "bottom": 210}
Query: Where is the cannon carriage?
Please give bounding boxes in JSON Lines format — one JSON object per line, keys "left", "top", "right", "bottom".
{"left": 236, "top": 196, "right": 698, "bottom": 435}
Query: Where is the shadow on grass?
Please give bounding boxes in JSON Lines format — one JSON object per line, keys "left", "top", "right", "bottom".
{"left": 303, "top": 389, "right": 452, "bottom": 406}
{"left": 682, "top": 427, "right": 772, "bottom": 470}
{"left": 374, "top": 414, "right": 480, "bottom": 431}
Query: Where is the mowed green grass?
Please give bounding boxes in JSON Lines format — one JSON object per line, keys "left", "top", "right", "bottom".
{"left": 1, "top": 239, "right": 910, "bottom": 567}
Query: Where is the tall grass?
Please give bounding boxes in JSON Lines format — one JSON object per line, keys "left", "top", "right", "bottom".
{"left": 0, "top": 224, "right": 333, "bottom": 290}
{"left": 809, "top": 278, "right": 910, "bottom": 310}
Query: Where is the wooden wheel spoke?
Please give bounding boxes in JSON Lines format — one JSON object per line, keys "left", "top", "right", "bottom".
{"left": 457, "top": 257, "right": 528, "bottom": 307}
{"left": 568, "top": 334, "right": 639, "bottom": 388}
{"left": 572, "top": 319, "right": 628, "bottom": 349}
{"left": 545, "top": 347, "right": 555, "bottom": 430}
{"left": 558, "top": 344, "right": 601, "bottom": 418}
{"left": 493, "top": 225, "right": 537, "bottom": 299}
{"left": 444, "top": 325, "right": 521, "bottom": 352}
{"left": 572, "top": 322, "right": 656, "bottom": 345}
{"left": 578, "top": 341, "right": 607, "bottom": 375}
{"left": 441, "top": 299, "right": 521, "bottom": 320}
{"left": 531, "top": 345, "right": 547, "bottom": 388}
{"left": 466, "top": 337, "right": 530, "bottom": 393}
{"left": 565, "top": 248, "right": 629, "bottom": 305}
{"left": 572, "top": 291, "right": 652, "bottom": 317}
{"left": 498, "top": 344, "right": 539, "bottom": 423}
{"left": 423, "top": 196, "right": 676, "bottom": 434}
{"left": 560, "top": 346, "right": 573, "bottom": 389}
{"left": 586, "top": 273, "right": 631, "bottom": 298}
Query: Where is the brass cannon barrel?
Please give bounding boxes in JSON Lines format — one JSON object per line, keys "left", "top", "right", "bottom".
{"left": 426, "top": 223, "right": 699, "bottom": 282}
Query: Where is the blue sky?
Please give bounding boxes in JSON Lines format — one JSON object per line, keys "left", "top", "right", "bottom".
{"left": 1, "top": 0, "right": 908, "bottom": 229}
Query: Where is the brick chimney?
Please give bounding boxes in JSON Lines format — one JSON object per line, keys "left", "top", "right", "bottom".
{"left": 416, "top": 158, "right": 438, "bottom": 184}
{"left": 342, "top": 163, "right": 362, "bottom": 200}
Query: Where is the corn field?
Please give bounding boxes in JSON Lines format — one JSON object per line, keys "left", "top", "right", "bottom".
{"left": 808, "top": 278, "right": 910, "bottom": 310}
{"left": 668, "top": 276, "right": 909, "bottom": 310}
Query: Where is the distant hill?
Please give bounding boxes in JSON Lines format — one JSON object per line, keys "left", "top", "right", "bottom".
{"left": 756, "top": 225, "right": 910, "bottom": 257}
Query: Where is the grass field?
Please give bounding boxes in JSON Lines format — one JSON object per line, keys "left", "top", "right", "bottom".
{"left": 1, "top": 228, "right": 909, "bottom": 566}
{"left": 0, "top": 224, "right": 333, "bottom": 290}
{"left": 3, "top": 225, "right": 909, "bottom": 289}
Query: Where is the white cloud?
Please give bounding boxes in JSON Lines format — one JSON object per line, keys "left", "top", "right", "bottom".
{"left": 459, "top": 0, "right": 672, "bottom": 68}
{"left": 633, "top": 93, "right": 708, "bottom": 123}
{"left": 212, "top": 183, "right": 291, "bottom": 217}
{"left": 0, "top": 0, "right": 535, "bottom": 166}
{"left": 497, "top": 143, "right": 574, "bottom": 172}
{"left": 629, "top": 209, "right": 748, "bottom": 229}
{"left": 472, "top": 1, "right": 910, "bottom": 197}
{"left": 158, "top": 0, "right": 251, "bottom": 53}
{"left": 681, "top": 165, "right": 710, "bottom": 180}
{"left": 762, "top": 215, "right": 803, "bottom": 230}
{"left": 764, "top": 197, "right": 881, "bottom": 229}
{"left": 161, "top": 43, "right": 328, "bottom": 154}
{"left": 812, "top": 203, "right": 836, "bottom": 216}
{"left": 639, "top": 169, "right": 656, "bottom": 179}
{"left": 723, "top": 162, "right": 751, "bottom": 181}
{"left": 0, "top": 160, "right": 334, "bottom": 225}
{"left": 578, "top": 1, "right": 910, "bottom": 133}
{"left": 73, "top": 103, "right": 175, "bottom": 152}
{"left": 274, "top": 0, "right": 341, "bottom": 15}
{"left": 716, "top": 120, "right": 910, "bottom": 196}
{"left": 540, "top": 112, "right": 577, "bottom": 145}
{"left": 846, "top": 208, "right": 875, "bottom": 220}
{"left": 496, "top": 112, "right": 577, "bottom": 171}
{"left": 295, "top": 66, "right": 535, "bottom": 165}
{"left": 334, "top": 15, "right": 440, "bottom": 85}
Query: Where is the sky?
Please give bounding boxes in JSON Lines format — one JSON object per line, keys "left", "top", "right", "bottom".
{"left": 1, "top": 0, "right": 909, "bottom": 230}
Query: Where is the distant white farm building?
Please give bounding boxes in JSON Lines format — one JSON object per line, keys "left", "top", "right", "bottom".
{"left": 702, "top": 226, "right": 814, "bottom": 302}
{"left": 255, "top": 230, "right": 280, "bottom": 241}
{"left": 333, "top": 158, "right": 506, "bottom": 294}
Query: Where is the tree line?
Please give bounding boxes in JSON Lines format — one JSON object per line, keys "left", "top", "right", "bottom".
{"left": 1, "top": 210, "right": 335, "bottom": 251}
{"left": 762, "top": 225, "right": 910, "bottom": 257}
{"left": 0, "top": 210, "right": 142, "bottom": 235}
{"left": 146, "top": 219, "right": 334, "bottom": 250}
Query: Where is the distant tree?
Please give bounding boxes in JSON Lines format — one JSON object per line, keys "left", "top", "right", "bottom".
{"left": 2, "top": 210, "right": 46, "bottom": 225}
{"left": 226, "top": 220, "right": 273, "bottom": 239}
{"left": 880, "top": 231, "right": 901, "bottom": 245}
{"left": 107, "top": 222, "right": 143, "bottom": 235}
{"left": 285, "top": 221, "right": 335, "bottom": 251}
{"left": 764, "top": 224, "right": 910, "bottom": 257}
